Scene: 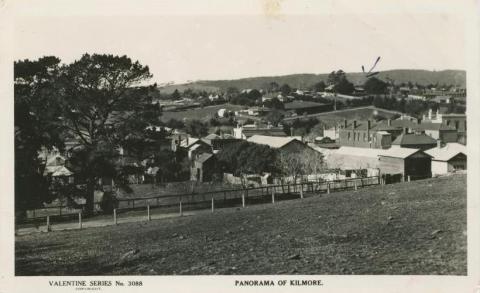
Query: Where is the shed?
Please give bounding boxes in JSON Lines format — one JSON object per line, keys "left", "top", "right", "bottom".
{"left": 425, "top": 143, "right": 467, "bottom": 175}
{"left": 378, "top": 146, "right": 432, "bottom": 180}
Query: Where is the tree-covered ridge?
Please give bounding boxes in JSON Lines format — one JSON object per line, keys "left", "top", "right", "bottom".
{"left": 160, "top": 69, "right": 466, "bottom": 93}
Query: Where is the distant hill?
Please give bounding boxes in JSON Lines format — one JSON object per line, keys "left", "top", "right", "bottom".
{"left": 159, "top": 69, "right": 466, "bottom": 94}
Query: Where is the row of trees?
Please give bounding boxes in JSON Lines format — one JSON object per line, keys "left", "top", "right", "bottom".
{"left": 15, "top": 54, "right": 163, "bottom": 215}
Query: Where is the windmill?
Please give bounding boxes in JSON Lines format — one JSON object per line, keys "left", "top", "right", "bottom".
{"left": 362, "top": 56, "right": 381, "bottom": 78}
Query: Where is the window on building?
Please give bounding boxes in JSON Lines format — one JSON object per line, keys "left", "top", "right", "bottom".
{"left": 455, "top": 121, "right": 459, "bottom": 130}
{"left": 348, "top": 132, "right": 351, "bottom": 140}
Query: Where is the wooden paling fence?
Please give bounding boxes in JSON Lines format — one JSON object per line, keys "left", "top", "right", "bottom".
{"left": 18, "top": 176, "right": 380, "bottom": 230}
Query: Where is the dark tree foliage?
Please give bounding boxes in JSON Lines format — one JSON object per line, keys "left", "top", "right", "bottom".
{"left": 279, "top": 84, "right": 292, "bottom": 95}
{"left": 267, "top": 81, "right": 279, "bottom": 93}
{"left": 170, "top": 89, "right": 181, "bottom": 100}
{"left": 283, "top": 118, "right": 319, "bottom": 137}
{"left": 372, "top": 95, "right": 441, "bottom": 117}
{"left": 345, "top": 96, "right": 374, "bottom": 107}
{"left": 327, "top": 70, "right": 354, "bottom": 95}
{"left": 263, "top": 97, "right": 284, "bottom": 110}
{"left": 230, "top": 89, "right": 262, "bottom": 106}
{"left": 164, "top": 118, "right": 185, "bottom": 129}
{"left": 311, "top": 81, "right": 326, "bottom": 92}
{"left": 264, "top": 110, "right": 285, "bottom": 126}
{"left": 364, "top": 77, "right": 388, "bottom": 94}
{"left": 216, "top": 141, "right": 277, "bottom": 177}
{"left": 15, "top": 54, "right": 161, "bottom": 215}
{"left": 185, "top": 120, "right": 208, "bottom": 137}
{"left": 230, "top": 94, "right": 256, "bottom": 106}
{"left": 14, "top": 57, "right": 66, "bottom": 212}
{"left": 148, "top": 150, "right": 189, "bottom": 182}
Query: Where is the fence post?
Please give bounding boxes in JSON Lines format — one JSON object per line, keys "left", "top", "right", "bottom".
{"left": 242, "top": 191, "right": 245, "bottom": 208}
{"left": 179, "top": 199, "right": 183, "bottom": 216}
{"left": 211, "top": 197, "right": 214, "bottom": 213}
{"left": 408, "top": 175, "right": 411, "bottom": 182}
{"left": 147, "top": 205, "right": 151, "bottom": 221}
{"left": 300, "top": 183, "right": 304, "bottom": 199}
{"left": 354, "top": 180, "right": 358, "bottom": 191}
{"left": 272, "top": 188, "right": 275, "bottom": 204}
{"left": 113, "top": 209, "right": 117, "bottom": 225}
{"left": 327, "top": 183, "right": 330, "bottom": 194}
{"left": 78, "top": 212, "right": 82, "bottom": 229}
{"left": 46, "top": 216, "right": 51, "bottom": 232}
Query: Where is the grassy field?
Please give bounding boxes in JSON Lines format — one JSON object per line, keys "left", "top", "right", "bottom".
{"left": 160, "top": 104, "right": 247, "bottom": 122}
{"left": 283, "top": 106, "right": 402, "bottom": 127}
{"left": 15, "top": 174, "right": 466, "bottom": 275}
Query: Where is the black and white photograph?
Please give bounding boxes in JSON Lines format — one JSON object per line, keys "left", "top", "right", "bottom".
{"left": 1, "top": 0, "right": 479, "bottom": 292}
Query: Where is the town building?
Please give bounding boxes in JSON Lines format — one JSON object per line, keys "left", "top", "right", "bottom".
{"left": 391, "top": 131, "right": 437, "bottom": 150}
{"left": 233, "top": 124, "right": 287, "bottom": 139}
{"left": 422, "top": 109, "right": 466, "bottom": 134}
{"left": 190, "top": 153, "right": 216, "bottom": 182}
{"left": 247, "top": 135, "right": 319, "bottom": 156}
{"left": 425, "top": 143, "right": 467, "bottom": 176}
{"left": 202, "top": 133, "right": 239, "bottom": 151}
{"left": 247, "top": 135, "right": 304, "bottom": 151}
{"left": 327, "top": 146, "right": 432, "bottom": 181}
{"left": 338, "top": 120, "right": 392, "bottom": 149}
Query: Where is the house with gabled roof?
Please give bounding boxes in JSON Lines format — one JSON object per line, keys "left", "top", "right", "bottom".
{"left": 190, "top": 153, "right": 217, "bottom": 182}
{"left": 425, "top": 143, "right": 467, "bottom": 175}
{"left": 391, "top": 132, "right": 437, "bottom": 150}
{"left": 327, "top": 145, "right": 432, "bottom": 180}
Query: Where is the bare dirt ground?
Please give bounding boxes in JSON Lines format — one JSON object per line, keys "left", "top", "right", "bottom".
{"left": 15, "top": 174, "right": 466, "bottom": 275}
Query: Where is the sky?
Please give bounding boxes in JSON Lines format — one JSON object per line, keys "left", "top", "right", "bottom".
{"left": 14, "top": 12, "right": 466, "bottom": 84}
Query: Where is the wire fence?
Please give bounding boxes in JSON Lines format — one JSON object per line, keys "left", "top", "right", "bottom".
{"left": 17, "top": 176, "right": 380, "bottom": 230}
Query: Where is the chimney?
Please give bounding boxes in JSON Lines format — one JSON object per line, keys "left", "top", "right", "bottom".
{"left": 387, "top": 119, "right": 392, "bottom": 126}
{"left": 403, "top": 127, "right": 408, "bottom": 134}
{"left": 416, "top": 118, "right": 421, "bottom": 124}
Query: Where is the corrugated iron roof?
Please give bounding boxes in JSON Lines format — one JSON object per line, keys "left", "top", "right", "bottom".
{"left": 247, "top": 135, "right": 301, "bottom": 149}
{"left": 425, "top": 143, "right": 466, "bottom": 161}
{"left": 379, "top": 146, "right": 427, "bottom": 159}
{"left": 392, "top": 133, "right": 437, "bottom": 145}
{"left": 333, "top": 146, "right": 428, "bottom": 159}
